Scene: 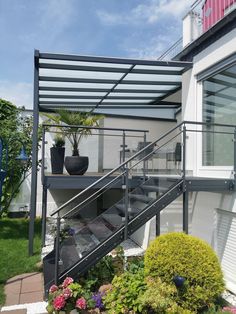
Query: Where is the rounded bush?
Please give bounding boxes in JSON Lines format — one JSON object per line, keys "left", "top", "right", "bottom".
{"left": 144, "top": 232, "right": 225, "bottom": 311}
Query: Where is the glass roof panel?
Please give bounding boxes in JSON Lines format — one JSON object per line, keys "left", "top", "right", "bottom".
{"left": 102, "top": 99, "right": 151, "bottom": 103}
{"left": 39, "top": 59, "right": 132, "bottom": 68}
{"left": 133, "top": 65, "right": 184, "bottom": 71}
{"left": 39, "top": 98, "right": 101, "bottom": 102}
{"left": 39, "top": 82, "right": 114, "bottom": 89}
{"left": 39, "top": 69, "right": 123, "bottom": 80}
{"left": 39, "top": 91, "right": 106, "bottom": 96}
{"left": 114, "top": 84, "right": 178, "bottom": 90}
{"left": 108, "top": 92, "right": 163, "bottom": 97}
{"left": 123, "top": 73, "right": 182, "bottom": 82}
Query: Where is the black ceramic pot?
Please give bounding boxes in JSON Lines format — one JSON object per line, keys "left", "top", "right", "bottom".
{"left": 65, "top": 155, "right": 89, "bottom": 175}
{"left": 50, "top": 147, "right": 65, "bottom": 174}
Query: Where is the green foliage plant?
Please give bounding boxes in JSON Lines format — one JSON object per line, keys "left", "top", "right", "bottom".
{"left": 0, "top": 99, "right": 42, "bottom": 214}
{"left": 144, "top": 232, "right": 225, "bottom": 312}
{"left": 140, "top": 276, "right": 193, "bottom": 314}
{"left": 103, "top": 267, "right": 146, "bottom": 314}
{"left": 53, "top": 134, "right": 65, "bottom": 148}
{"left": 80, "top": 255, "right": 115, "bottom": 291}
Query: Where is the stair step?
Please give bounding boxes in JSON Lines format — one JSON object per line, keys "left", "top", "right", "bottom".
{"left": 141, "top": 185, "right": 167, "bottom": 192}
{"left": 87, "top": 217, "right": 114, "bottom": 241}
{"left": 74, "top": 228, "right": 100, "bottom": 257}
{"left": 102, "top": 212, "right": 124, "bottom": 228}
{"left": 115, "top": 204, "right": 140, "bottom": 216}
{"left": 129, "top": 194, "right": 154, "bottom": 203}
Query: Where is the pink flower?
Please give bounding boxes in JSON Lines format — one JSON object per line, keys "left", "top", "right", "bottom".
{"left": 76, "top": 297, "right": 87, "bottom": 310}
{"left": 223, "top": 307, "right": 236, "bottom": 314}
{"left": 53, "top": 295, "right": 66, "bottom": 310}
{"left": 49, "top": 284, "right": 58, "bottom": 294}
{"left": 62, "top": 277, "right": 74, "bottom": 288}
{"left": 63, "top": 287, "right": 72, "bottom": 299}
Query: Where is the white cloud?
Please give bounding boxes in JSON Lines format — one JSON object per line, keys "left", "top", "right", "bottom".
{"left": 0, "top": 81, "right": 33, "bottom": 109}
{"left": 124, "top": 34, "right": 176, "bottom": 59}
{"left": 97, "top": 0, "right": 192, "bottom": 25}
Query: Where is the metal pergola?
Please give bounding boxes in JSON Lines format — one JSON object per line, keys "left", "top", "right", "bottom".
{"left": 29, "top": 50, "right": 192, "bottom": 255}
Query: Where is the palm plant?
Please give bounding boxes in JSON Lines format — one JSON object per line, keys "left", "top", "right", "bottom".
{"left": 44, "top": 110, "right": 103, "bottom": 156}
{"left": 58, "top": 110, "right": 103, "bottom": 156}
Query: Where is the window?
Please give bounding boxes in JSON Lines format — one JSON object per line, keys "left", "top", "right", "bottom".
{"left": 202, "top": 63, "right": 236, "bottom": 166}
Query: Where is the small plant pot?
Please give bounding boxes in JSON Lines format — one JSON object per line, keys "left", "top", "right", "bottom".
{"left": 50, "top": 147, "right": 65, "bottom": 174}
{"left": 65, "top": 156, "right": 89, "bottom": 175}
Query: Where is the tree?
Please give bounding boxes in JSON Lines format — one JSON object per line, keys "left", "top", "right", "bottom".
{"left": 0, "top": 98, "right": 42, "bottom": 215}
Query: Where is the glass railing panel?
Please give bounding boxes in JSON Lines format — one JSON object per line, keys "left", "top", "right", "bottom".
{"left": 42, "top": 126, "right": 147, "bottom": 176}
{"left": 129, "top": 132, "right": 182, "bottom": 177}
{"left": 125, "top": 176, "right": 180, "bottom": 220}
{"left": 202, "top": 125, "right": 234, "bottom": 166}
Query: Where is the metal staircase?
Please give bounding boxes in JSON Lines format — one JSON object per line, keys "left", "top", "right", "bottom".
{"left": 43, "top": 121, "right": 236, "bottom": 294}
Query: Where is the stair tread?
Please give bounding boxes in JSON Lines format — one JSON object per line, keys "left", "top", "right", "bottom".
{"left": 129, "top": 193, "right": 154, "bottom": 203}
{"left": 115, "top": 203, "right": 140, "bottom": 215}
{"left": 141, "top": 185, "right": 167, "bottom": 192}
{"left": 87, "top": 218, "right": 114, "bottom": 241}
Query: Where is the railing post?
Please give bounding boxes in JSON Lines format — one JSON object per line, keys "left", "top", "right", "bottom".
{"left": 182, "top": 124, "right": 188, "bottom": 234}
{"left": 122, "top": 131, "right": 126, "bottom": 184}
{"left": 54, "top": 214, "right": 61, "bottom": 286}
{"left": 143, "top": 132, "right": 147, "bottom": 180}
{"left": 41, "top": 127, "right": 45, "bottom": 183}
{"left": 234, "top": 128, "right": 236, "bottom": 189}
{"left": 124, "top": 167, "right": 129, "bottom": 240}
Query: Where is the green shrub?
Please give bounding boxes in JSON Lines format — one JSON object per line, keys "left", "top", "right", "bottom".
{"left": 103, "top": 268, "right": 146, "bottom": 313}
{"left": 144, "top": 232, "right": 225, "bottom": 312}
{"left": 140, "top": 276, "right": 194, "bottom": 314}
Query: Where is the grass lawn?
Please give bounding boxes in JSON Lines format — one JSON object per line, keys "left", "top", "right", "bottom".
{"left": 0, "top": 218, "right": 42, "bottom": 305}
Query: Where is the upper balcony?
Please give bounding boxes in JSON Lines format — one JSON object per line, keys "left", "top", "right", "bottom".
{"left": 158, "top": 0, "right": 236, "bottom": 61}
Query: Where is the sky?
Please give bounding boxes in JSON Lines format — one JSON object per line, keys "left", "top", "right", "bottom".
{"left": 0, "top": 0, "right": 192, "bottom": 109}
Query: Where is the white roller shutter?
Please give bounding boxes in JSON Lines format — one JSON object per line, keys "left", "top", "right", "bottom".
{"left": 215, "top": 208, "right": 236, "bottom": 294}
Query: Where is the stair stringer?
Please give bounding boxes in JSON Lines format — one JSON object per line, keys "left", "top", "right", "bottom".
{"left": 44, "top": 179, "right": 183, "bottom": 294}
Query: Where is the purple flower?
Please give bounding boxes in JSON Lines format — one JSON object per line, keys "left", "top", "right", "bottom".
{"left": 68, "top": 227, "right": 75, "bottom": 236}
{"left": 92, "top": 292, "right": 104, "bottom": 309}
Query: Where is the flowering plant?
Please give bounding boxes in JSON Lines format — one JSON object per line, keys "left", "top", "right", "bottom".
{"left": 46, "top": 277, "right": 101, "bottom": 313}
{"left": 222, "top": 307, "right": 236, "bottom": 314}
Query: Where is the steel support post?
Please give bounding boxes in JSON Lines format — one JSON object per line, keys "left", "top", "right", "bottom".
{"left": 124, "top": 167, "right": 129, "bottom": 240}
{"left": 182, "top": 125, "right": 188, "bottom": 233}
{"left": 54, "top": 214, "right": 61, "bottom": 286}
{"left": 29, "top": 50, "right": 40, "bottom": 256}
{"left": 183, "top": 187, "right": 189, "bottom": 234}
{"left": 41, "top": 186, "right": 47, "bottom": 247}
{"left": 156, "top": 212, "right": 160, "bottom": 236}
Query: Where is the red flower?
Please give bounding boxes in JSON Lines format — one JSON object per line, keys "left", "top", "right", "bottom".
{"left": 53, "top": 295, "right": 66, "bottom": 310}
{"left": 49, "top": 284, "right": 58, "bottom": 294}
{"left": 62, "top": 277, "right": 74, "bottom": 288}
{"left": 76, "top": 297, "right": 86, "bottom": 310}
{"left": 63, "top": 287, "right": 72, "bottom": 299}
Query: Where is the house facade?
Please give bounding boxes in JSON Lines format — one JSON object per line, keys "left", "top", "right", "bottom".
{"left": 174, "top": 0, "right": 236, "bottom": 293}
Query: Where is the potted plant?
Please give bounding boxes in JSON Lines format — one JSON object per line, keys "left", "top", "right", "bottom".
{"left": 45, "top": 110, "right": 103, "bottom": 175}
{"left": 50, "top": 134, "right": 65, "bottom": 174}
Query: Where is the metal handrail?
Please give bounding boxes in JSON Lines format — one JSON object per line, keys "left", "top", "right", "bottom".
{"left": 51, "top": 120, "right": 236, "bottom": 216}
{"left": 42, "top": 123, "right": 149, "bottom": 133}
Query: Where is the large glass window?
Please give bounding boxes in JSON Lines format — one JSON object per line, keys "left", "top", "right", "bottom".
{"left": 202, "top": 63, "right": 236, "bottom": 166}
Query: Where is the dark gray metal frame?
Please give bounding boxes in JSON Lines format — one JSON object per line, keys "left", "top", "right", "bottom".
{"left": 29, "top": 50, "right": 193, "bottom": 255}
